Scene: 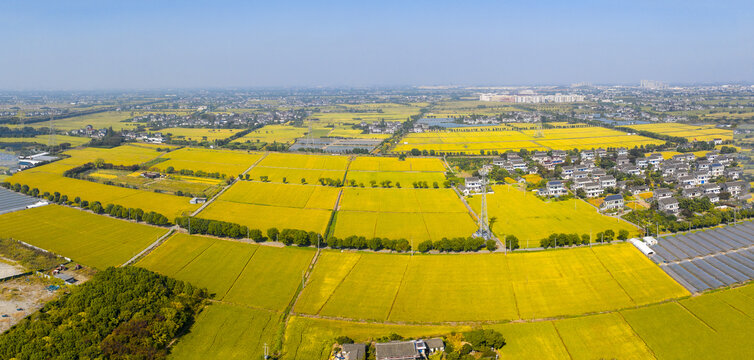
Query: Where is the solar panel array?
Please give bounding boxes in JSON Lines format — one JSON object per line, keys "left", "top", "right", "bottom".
{"left": 648, "top": 222, "right": 754, "bottom": 293}
{"left": 0, "top": 187, "right": 44, "bottom": 215}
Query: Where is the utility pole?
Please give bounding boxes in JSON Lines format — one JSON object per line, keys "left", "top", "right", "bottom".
{"left": 264, "top": 343, "right": 269, "bottom": 359}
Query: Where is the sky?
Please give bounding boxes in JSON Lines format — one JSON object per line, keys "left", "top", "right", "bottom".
{"left": 1, "top": 0, "right": 753, "bottom": 90}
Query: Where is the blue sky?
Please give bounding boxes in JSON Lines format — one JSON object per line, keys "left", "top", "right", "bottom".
{"left": 1, "top": 0, "right": 752, "bottom": 89}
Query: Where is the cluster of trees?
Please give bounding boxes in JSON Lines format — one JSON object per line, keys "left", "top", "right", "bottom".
{"left": 88, "top": 127, "right": 125, "bottom": 147}
{"left": 165, "top": 166, "right": 227, "bottom": 179}
{"left": 318, "top": 177, "right": 343, "bottom": 187}
{"left": 416, "top": 237, "right": 491, "bottom": 253}
{"left": 539, "top": 229, "right": 629, "bottom": 248}
{"left": 175, "top": 217, "right": 505, "bottom": 253}
{"left": 175, "top": 216, "right": 250, "bottom": 238}
{"left": 624, "top": 207, "right": 754, "bottom": 234}
{"left": 1, "top": 182, "right": 170, "bottom": 226}
{"left": 678, "top": 197, "right": 715, "bottom": 214}
{"left": 326, "top": 235, "right": 411, "bottom": 252}
{"left": 615, "top": 126, "right": 688, "bottom": 144}
{"left": 0, "top": 238, "right": 65, "bottom": 271}
{"left": 0, "top": 267, "right": 207, "bottom": 359}
{"left": 63, "top": 161, "right": 140, "bottom": 178}
{"left": 0, "top": 126, "right": 46, "bottom": 137}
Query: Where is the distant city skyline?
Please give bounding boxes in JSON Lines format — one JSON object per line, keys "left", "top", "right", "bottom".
{"left": 1, "top": 0, "right": 753, "bottom": 90}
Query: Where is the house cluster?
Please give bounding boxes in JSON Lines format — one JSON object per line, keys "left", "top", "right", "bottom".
{"left": 360, "top": 121, "right": 401, "bottom": 134}
{"left": 336, "top": 338, "right": 445, "bottom": 360}
{"left": 68, "top": 124, "right": 108, "bottom": 138}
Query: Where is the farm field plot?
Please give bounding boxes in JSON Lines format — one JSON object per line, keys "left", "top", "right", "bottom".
{"left": 326, "top": 127, "right": 390, "bottom": 139}
{"left": 9, "top": 167, "right": 199, "bottom": 218}
{"left": 0, "top": 205, "right": 165, "bottom": 269}
{"left": 160, "top": 127, "right": 243, "bottom": 142}
{"left": 137, "top": 233, "right": 314, "bottom": 309}
{"left": 201, "top": 200, "right": 334, "bottom": 234}
{"left": 200, "top": 181, "right": 338, "bottom": 233}
{"left": 220, "top": 181, "right": 339, "bottom": 209}
{"left": 152, "top": 147, "right": 263, "bottom": 176}
{"left": 621, "top": 284, "right": 754, "bottom": 359}
{"left": 43, "top": 111, "right": 139, "bottom": 131}
{"left": 0, "top": 135, "right": 91, "bottom": 146}
{"left": 469, "top": 185, "right": 638, "bottom": 246}
{"left": 349, "top": 156, "right": 446, "bottom": 172}
{"left": 258, "top": 153, "right": 350, "bottom": 170}
{"left": 282, "top": 316, "right": 467, "bottom": 360}
{"left": 393, "top": 126, "right": 661, "bottom": 154}
{"left": 346, "top": 156, "right": 446, "bottom": 185}
{"left": 626, "top": 123, "right": 734, "bottom": 141}
{"left": 295, "top": 243, "right": 688, "bottom": 322}
{"left": 246, "top": 153, "right": 350, "bottom": 183}
{"left": 332, "top": 188, "right": 476, "bottom": 242}
{"left": 169, "top": 303, "right": 281, "bottom": 360}
{"left": 91, "top": 169, "right": 223, "bottom": 197}
{"left": 345, "top": 171, "right": 445, "bottom": 186}
{"left": 61, "top": 143, "right": 165, "bottom": 167}
{"left": 310, "top": 103, "right": 422, "bottom": 124}
{"left": 232, "top": 124, "right": 325, "bottom": 144}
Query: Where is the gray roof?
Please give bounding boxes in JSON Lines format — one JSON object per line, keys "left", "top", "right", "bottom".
{"left": 604, "top": 194, "right": 623, "bottom": 201}
{"left": 658, "top": 197, "right": 678, "bottom": 205}
{"left": 342, "top": 343, "right": 366, "bottom": 360}
{"left": 0, "top": 188, "right": 46, "bottom": 215}
{"left": 375, "top": 341, "right": 419, "bottom": 360}
{"left": 424, "top": 338, "right": 444, "bottom": 349}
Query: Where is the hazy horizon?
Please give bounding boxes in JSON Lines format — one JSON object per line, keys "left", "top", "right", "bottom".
{"left": 2, "top": 0, "right": 753, "bottom": 90}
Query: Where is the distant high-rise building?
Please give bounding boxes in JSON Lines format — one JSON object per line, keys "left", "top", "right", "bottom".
{"left": 640, "top": 80, "right": 667, "bottom": 90}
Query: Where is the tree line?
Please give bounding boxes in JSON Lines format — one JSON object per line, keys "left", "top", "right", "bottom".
{"left": 539, "top": 229, "right": 629, "bottom": 248}
{"left": 175, "top": 216, "right": 504, "bottom": 253}
{"left": 2, "top": 181, "right": 170, "bottom": 226}
{"left": 0, "top": 267, "right": 207, "bottom": 359}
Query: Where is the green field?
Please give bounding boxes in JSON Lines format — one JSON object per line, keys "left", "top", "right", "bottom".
{"left": 469, "top": 185, "right": 638, "bottom": 246}
{"left": 294, "top": 243, "right": 689, "bottom": 322}
{"left": 0, "top": 205, "right": 165, "bottom": 269}
{"left": 169, "top": 303, "right": 282, "bottom": 360}
{"left": 332, "top": 187, "right": 477, "bottom": 242}
{"left": 137, "top": 234, "right": 314, "bottom": 310}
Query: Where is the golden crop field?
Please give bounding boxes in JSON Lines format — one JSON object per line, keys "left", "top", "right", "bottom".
{"left": 0, "top": 135, "right": 91, "bottom": 147}
{"left": 232, "top": 124, "right": 328, "bottom": 144}
{"left": 199, "top": 181, "right": 339, "bottom": 233}
{"left": 159, "top": 128, "right": 243, "bottom": 142}
{"left": 468, "top": 185, "right": 638, "bottom": 246}
{"left": 43, "top": 111, "right": 139, "bottom": 131}
{"left": 0, "top": 205, "right": 165, "bottom": 269}
{"left": 294, "top": 243, "right": 689, "bottom": 322}
{"left": 246, "top": 153, "right": 350, "bottom": 183}
{"left": 137, "top": 233, "right": 315, "bottom": 310}
{"left": 626, "top": 123, "right": 734, "bottom": 141}
{"left": 349, "top": 156, "right": 446, "bottom": 172}
{"left": 310, "top": 103, "right": 422, "bottom": 124}
{"left": 332, "top": 187, "right": 477, "bottom": 241}
{"left": 325, "top": 127, "right": 390, "bottom": 139}
{"left": 283, "top": 283, "right": 753, "bottom": 360}
{"left": 392, "top": 126, "right": 662, "bottom": 154}
{"left": 61, "top": 143, "right": 165, "bottom": 166}
{"left": 345, "top": 156, "right": 447, "bottom": 185}
{"left": 9, "top": 160, "right": 199, "bottom": 218}
{"left": 153, "top": 147, "right": 263, "bottom": 176}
